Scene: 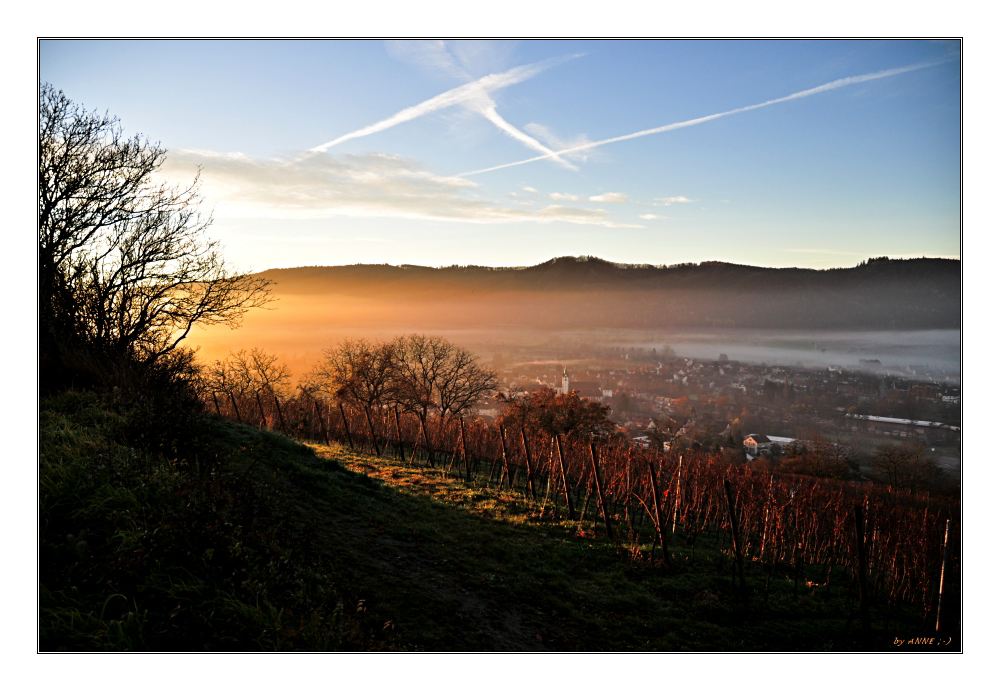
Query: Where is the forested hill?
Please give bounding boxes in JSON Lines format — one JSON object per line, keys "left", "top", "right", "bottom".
{"left": 255, "top": 256, "right": 960, "bottom": 330}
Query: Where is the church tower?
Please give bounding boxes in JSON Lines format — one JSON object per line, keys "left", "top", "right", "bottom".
{"left": 562, "top": 367, "right": 569, "bottom": 395}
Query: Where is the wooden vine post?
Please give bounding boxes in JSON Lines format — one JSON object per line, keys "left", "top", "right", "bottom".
{"left": 420, "top": 417, "right": 434, "bottom": 467}
{"left": 314, "top": 399, "right": 330, "bottom": 445}
{"left": 589, "top": 443, "right": 613, "bottom": 539}
{"left": 648, "top": 461, "right": 671, "bottom": 565}
{"left": 853, "top": 504, "right": 871, "bottom": 636}
{"left": 554, "top": 435, "right": 575, "bottom": 520}
{"left": 460, "top": 416, "right": 470, "bottom": 481}
{"left": 255, "top": 391, "right": 268, "bottom": 428}
{"left": 724, "top": 479, "right": 748, "bottom": 602}
{"left": 672, "top": 456, "right": 684, "bottom": 534}
{"left": 520, "top": 428, "right": 537, "bottom": 500}
{"left": 393, "top": 407, "right": 406, "bottom": 463}
{"left": 498, "top": 424, "right": 513, "bottom": 489}
{"left": 339, "top": 403, "right": 354, "bottom": 450}
{"left": 935, "top": 519, "right": 952, "bottom": 633}
{"left": 363, "top": 406, "right": 381, "bottom": 457}
{"left": 273, "top": 394, "right": 287, "bottom": 433}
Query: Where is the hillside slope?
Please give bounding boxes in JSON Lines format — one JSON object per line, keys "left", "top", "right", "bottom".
{"left": 40, "top": 393, "right": 943, "bottom": 651}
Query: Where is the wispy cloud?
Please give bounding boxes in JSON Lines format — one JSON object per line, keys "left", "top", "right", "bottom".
{"left": 639, "top": 214, "right": 662, "bottom": 220}
{"left": 312, "top": 45, "right": 583, "bottom": 170}
{"left": 524, "top": 123, "right": 599, "bottom": 163}
{"left": 589, "top": 192, "right": 629, "bottom": 203}
{"left": 458, "top": 58, "right": 954, "bottom": 177}
{"left": 159, "top": 149, "right": 641, "bottom": 228}
{"left": 538, "top": 205, "right": 610, "bottom": 219}
{"left": 653, "top": 196, "right": 693, "bottom": 206}
{"left": 550, "top": 192, "right": 581, "bottom": 201}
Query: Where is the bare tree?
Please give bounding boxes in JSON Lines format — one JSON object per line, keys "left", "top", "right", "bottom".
{"left": 868, "top": 442, "right": 943, "bottom": 493}
{"left": 434, "top": 344, "right": 500, "bottom": 428}
{"left": 392, "top": 334, "right": 498, "bottom": 438}
{"left": 208, "top": 348, "right": 291, "bottom": 398}
{"left": 39, "top": 83, "right": 271, "bottom": 369}
{"left": 390, "top": 334, "right": 445, "bottom": 428}
{"left": 311, "top": 339, "right": 399, "bottom": 453}
{"left": 311, "top": 339, "right": 397, "bottom": 410}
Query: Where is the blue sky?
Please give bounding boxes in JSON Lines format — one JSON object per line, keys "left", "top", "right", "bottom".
{"left": 39, "top": 39, "right": 960, "bottom": 271}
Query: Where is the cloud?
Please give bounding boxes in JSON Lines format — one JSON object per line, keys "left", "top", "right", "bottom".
{"left": 550, "top": 192, "right": 581, "bottom": 201}
{"left": 653, "top": 196, "right": 693, "bottom": 206}
{"left": 311, "top": 45, "right": 583, "bottom": 170}
{"left": 639, "top": 214, "right": 662, "bottom": 220}
{"left": 158, "top": 149, "right": 641, "bottom": 228}
{"left": 524, "top": 123, "right": 599, "bottom": 163}
{"left": 589, "top": 192, "right": 629, "bottom": 203}
{"left": 380, "top": 42, "right": 580, "bottom": 168}
{"left": 538, "top": 205, "right": 609, "bottom": 219}
{"left": 458, "top": 58, "right": 955, "bottom": 176}
{"left": 521, "top": 186, "right": 538, "bottom": 193}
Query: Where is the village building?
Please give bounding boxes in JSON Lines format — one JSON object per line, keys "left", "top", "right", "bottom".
{"left": 561, "top": 367, "right": 605, "bottom": 400}
{"left": 743, "top": 433, "right": 773, "bottom": 458}
{"left": 844, "top": 414, "right": 960, "bottom": 443}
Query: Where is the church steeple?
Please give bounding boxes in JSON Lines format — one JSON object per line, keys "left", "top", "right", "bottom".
{"left": 562, "top": 367, "right": 569, "bottom": 395}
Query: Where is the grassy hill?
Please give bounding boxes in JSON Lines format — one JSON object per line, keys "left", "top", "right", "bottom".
{"left": 40, "top": 392, "right": 946, "bottom": 651}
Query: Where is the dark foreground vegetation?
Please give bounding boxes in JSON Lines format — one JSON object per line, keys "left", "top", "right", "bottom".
{"left": 40, "top": 388, "right": 361, "bottom": 650}
{"left": 40, "top": 384, "right": 959, "bottom": 651}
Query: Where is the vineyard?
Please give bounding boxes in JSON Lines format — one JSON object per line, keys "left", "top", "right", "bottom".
{"left": 208, "top": 390, "right": 960, "bottom": 636}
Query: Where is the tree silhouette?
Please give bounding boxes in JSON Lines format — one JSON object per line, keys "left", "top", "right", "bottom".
{"left": 39, "top": 83, "right": 271, "bottom": 379}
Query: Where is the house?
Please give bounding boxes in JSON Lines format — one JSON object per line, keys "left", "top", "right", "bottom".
{"left": 743, "top": 433, "right": 773, "bottom": 458}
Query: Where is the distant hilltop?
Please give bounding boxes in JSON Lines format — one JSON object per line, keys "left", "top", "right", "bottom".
{"left": 255, "top": 256, "right": 960, "bottom": 330}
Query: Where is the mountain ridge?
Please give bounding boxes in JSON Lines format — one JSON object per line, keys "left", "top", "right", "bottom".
{"left": 251, "top": 256, "right": 960, "bottom": 330}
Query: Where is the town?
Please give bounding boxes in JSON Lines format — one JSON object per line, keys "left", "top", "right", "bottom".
{"left": 483, "top": 340, "right": 960, "bottom": 489}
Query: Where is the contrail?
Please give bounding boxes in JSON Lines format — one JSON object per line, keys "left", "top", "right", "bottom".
{"left": 477, "top": 102, "right": 577, "bottom": 170}
{"left": 457, "top": 59, "right": 953, "bottom": 177}
{"left": 310, "top": 53, "right": 583, "bottom": 154}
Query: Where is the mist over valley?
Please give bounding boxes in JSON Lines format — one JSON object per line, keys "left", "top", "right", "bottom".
{"left": 188, "top": 256, "right": 960, "bottom": 381}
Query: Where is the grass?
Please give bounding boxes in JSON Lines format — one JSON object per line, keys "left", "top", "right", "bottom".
{"left": 239, "top": 443, "right": 940, "bottom": 651}
{"left": 40, "top": 392, "right": 952, "bottom": 651}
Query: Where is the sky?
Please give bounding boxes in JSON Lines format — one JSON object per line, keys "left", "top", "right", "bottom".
{"left": 38, "top": 39, "right": 960, "bottom": 272}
